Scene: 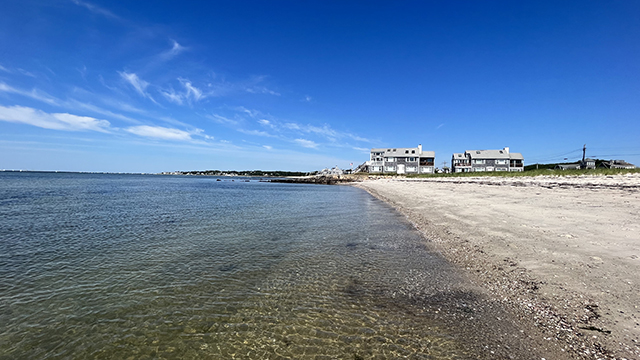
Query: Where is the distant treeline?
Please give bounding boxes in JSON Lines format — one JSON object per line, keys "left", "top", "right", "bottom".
{"left": 176, "top": 170, "right": 312, "bottom": 177}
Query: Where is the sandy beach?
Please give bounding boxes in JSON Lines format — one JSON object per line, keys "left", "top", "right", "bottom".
{"left": 355, "top": 174, "right": 640, "bottom": 359}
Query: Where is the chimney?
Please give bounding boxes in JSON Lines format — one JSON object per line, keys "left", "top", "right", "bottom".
{"left": 418, "top": 144, "right": 422, "bottom": 154}
{"left": 503, "top": 147, "right": 509, "bottom": 154}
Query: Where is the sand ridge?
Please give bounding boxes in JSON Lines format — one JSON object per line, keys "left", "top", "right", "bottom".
{"left": 355, "top": 174, "right": 640, "bottom": 359}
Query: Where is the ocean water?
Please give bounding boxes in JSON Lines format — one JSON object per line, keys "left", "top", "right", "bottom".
{"left": 0, "top": 172, "right": 526, "bottom": 359}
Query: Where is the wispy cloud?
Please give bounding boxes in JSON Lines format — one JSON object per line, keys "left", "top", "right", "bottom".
{"left": 246, "top": 86, "right": 280, "bottom": 96}
{"left": 160, "top": 88, "right": 183, "bottom": 105}
{"left": 206, "top": 114, "right": 240, "bottom": 126}
{"left": 283, "top": 121, "right": 370, "bottom": 143}
{"left": 224, "top": 107, "right": 372, "bottom": 147}
{"left": 235, "top": 106, "right": 263, "bottom": 119}
{"left": 238, "top": 129, "right": 274, "bottom": 137}
{"left": 0, "top": 105, "right": 111, "bottom": 133}
{"left": 100, "top": 98, "right": 147, "bottom": 115}
{"left": 243, "top": 75, "right": 280, "bottom": 96}
{"left": 159, "top": 78, "right": 205, "bottom": 105}
{"left": 17, "top": 69, "right": 36, "bottom": 78}
{"left": 303, "top": 95, "right": 312, "bottom": 102}
{"left": 294, "top": 138, "right": 318, "bottom": 149}
{"left": 178, "top": 78, "right": 203, "bottom": 101}
{"left": 352, "top": 147, "right": 370, "bottom": 152}
{"left": 0, "top": 82, "right": 60, "bottom": 106}
{"left": 436, "top": 123, "right": 445, "bottom": 129}
{"left": 263, "top": 145, "right": 273, "bottom": 150}
{"left": 0, "top": 81, "right": 144, "bottom": 124}
{"left": 71, "top": 0, "right": 121, "bottom": 20}
{"left": 0, "top": 65, "right": 35, "bottom": 77}
{"left": 125, "top": 125, "right": 193, "bottom": 141}
{"left": 160, "top": 40, "right": 186, "bottom": 60}
{"left": 258, "top": 119, "right": 274, "bottom": 128}
{"left": 67, "top": 99, "right": 141, "bottom": 124}
{"left": 119, "top": 71, "right": 156, "bottom": 102}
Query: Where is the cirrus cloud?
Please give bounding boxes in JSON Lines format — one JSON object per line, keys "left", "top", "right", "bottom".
{"left": 294, "top": 138, "right": 318, "bottom": 149}
{"left": 0, "top": 105, "right": 111, "bottom": 132}
{"left": 125, "top": 125, "right": 194, "bottom": 141}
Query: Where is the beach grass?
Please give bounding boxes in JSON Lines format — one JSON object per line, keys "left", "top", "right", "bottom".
{"left": 403, "top": 167, "right": 640, "bottom": 178}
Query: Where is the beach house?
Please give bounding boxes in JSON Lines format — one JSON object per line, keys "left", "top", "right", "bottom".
{"left": 451, "top": 147, "right": 524, "bottom": 172}
{"left": 599, "top": 160, "right": 636, "bottom": 169}
{"left": 555, "top": 158, "right": 596, "bottom": 170}
{"left": 369, "top": 145, "right": 435, "bottom": 174}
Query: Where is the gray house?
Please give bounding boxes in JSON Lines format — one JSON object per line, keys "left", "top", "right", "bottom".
{"left": 555, "top": 158, "right": 596, "bottom": 170}
{"left": 369, "top": 145, "right": 435, "bottom": 174}
{"left": 451, "top": 147, "right": 524, "bottom": 172}
{"left": 554, "top": 163, "right": 581, "bottom": 170}
{"left": 581, "top": 158, "right": 596, "bottom": 169}
{"left": 599, "top": 160, "right": 636, "bottom": 169}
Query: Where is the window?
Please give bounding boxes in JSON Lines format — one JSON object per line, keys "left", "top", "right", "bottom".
{"left": 384, "top": 157, "right": 395, "bottom": 162}
{"left": 408, "top": 157, "right": 415, "bottom": 162}
{"left": 385, "top": 166, "right": 396, "bottom": 171}
{"left": 496, "top": 159, "right": 507, "bottom": 165}
{"left": 411, "top": 150, "right": 415, "bottom": 154}
{"left": 473, "top": 159, "right": 485, "bottom": 164}
{"left": 420, "top": 158, "right": 434, "bottom": 166}
{"left": 405, "top": 150, "right": 409, "bottom": 154}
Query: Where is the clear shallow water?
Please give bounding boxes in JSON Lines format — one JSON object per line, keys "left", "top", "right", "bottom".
{"left": 0, "top": 172, "right": 525, "bottom": 359}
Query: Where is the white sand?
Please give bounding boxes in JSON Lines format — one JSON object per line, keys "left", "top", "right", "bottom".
{"left": 355, "top": 174, "right": 640, "bottom": 359}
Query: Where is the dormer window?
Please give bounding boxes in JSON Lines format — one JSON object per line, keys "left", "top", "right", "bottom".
{"left": 411, "top": 150, "right": 415, "bottom": 154}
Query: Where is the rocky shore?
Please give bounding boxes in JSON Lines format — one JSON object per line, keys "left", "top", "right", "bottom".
{"left": 269, "top": 175, "right": 356, "bottom": 185}
{"left": 355, "top": 174, "right": 640, "bottom": 360}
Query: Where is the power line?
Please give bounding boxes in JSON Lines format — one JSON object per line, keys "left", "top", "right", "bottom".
{"left": 589, "top": 153, "right": 640, "bottom": 158}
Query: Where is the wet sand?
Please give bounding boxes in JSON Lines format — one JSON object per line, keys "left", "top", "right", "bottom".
{"left": 355, "top": 174, "right": 640, "bottom": 360}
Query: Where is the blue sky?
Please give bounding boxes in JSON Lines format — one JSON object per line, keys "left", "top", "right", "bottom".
{"left": 1, "top": 0, "right": 639, "bottom": 172}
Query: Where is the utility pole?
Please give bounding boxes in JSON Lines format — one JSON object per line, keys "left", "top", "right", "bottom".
{"left": 582, "top": 144, "right": 586, "bottom": 163}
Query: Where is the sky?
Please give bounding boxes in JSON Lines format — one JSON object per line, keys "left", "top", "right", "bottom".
{"left": 1, "top": 0, "right": 639, "bottom": 173}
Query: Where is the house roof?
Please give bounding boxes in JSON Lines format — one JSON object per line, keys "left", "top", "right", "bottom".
{"left": 555, "top": 163, "right": 581, "bottom": 169}
{"left": 452, "top": 153, "right": 465, "bottom": 158}
{"left": 370, "top": 147, "right": 434, "bottom": 158}
{"left": 509, "top": 153, "right": 524, "bottom": 160}
{"left": 602, "top": 160, "right": 636, "bottom": 168}
{"left": 371, "top": 147, "right": 418, "bottom": 154}
{"left": 465, "top": 149, "right": 510, "bottom": 159}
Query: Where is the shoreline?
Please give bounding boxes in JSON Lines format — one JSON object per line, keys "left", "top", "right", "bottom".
{"left": 354, "top": 174, "right": 640, "bottom": 360}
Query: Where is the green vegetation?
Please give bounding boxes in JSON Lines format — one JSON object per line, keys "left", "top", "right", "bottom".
{"left": 405, "top": 167, "right": 640, "bottom": 179}
{"left": 523, "top": 159, "right": 610, "bottom": 171}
